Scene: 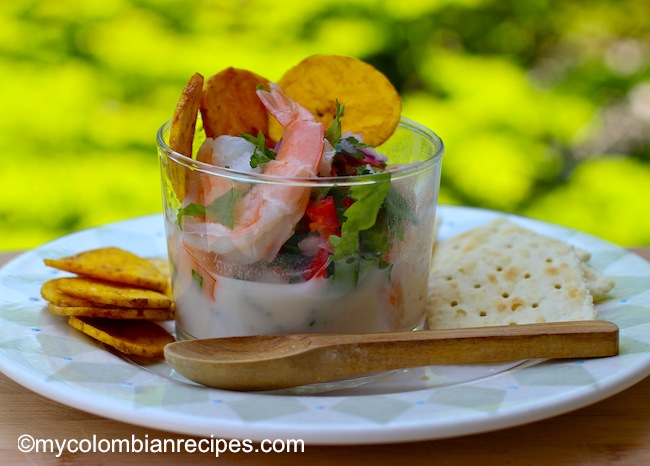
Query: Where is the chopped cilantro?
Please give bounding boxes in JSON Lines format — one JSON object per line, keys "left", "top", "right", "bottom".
{"left": 240, "top": 132, "right": 276, "bottom": 168}
{"left": 176, "top": 202, "right": 206, "bottom": 226}
{"left": 337, "top": 136, "right": 368, "bottom": 157}
{"left": 177, "top": 187, "right": 246, "bottom": 229}
{"left": 191, "top": 269, "right": 203, "bottom": 288}
{"left": 324, "top": 100, "right": 345, "bottom": 146}
{"left": 208, "top": 188, "right": 246, "bottom": 228}
{"left": 355, "top": 164, "right": 382, "bottom": 175}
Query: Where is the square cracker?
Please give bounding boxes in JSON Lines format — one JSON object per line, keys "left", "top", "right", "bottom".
{"left": 427, "top": 218, "right": 610, "bottom": 329}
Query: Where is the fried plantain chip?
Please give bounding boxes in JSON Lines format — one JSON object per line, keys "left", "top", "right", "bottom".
{"left": 68, "top": 316, "right": 174, "bottom": 358}
{"left": 147, "top": 257, "right": 170, "bottom": 278}
{"left": 44, "top": 247, "right": 169, "bottom": 294}
{"left": 272, "top": 54, "right": 402, "bottom": 147}
{"left": 49, "top": 303, "right": 174, "bottom": 321}
{"left": 168, "top": 73, "right": 204, "bottom": 201}
{"left": 41, "top": 278, "right": 110, "bottom": 308}
{"left": 146, "top": 257, "right": 173, "bottom": 297}
{"left": 56, "top": 277, "right": 172, "bottom": 309}
{"left": 199, "top": 67, "right": 271, "bottom": 150}
{"left": 169, "top": 72, "right": 204, "bottom": 157}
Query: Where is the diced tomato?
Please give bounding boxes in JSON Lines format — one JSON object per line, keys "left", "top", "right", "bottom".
{"left": 341, "top": 196, "right": 355, "bottom": 209}
{"left": 306, "top": 196, "right": 341, "bottom": 238}
{"left": 303, "top": 248, "right": 330, "bottom": 281}
{"left": 294, "top": 212, "right": 311, "bottom": 234}
{"left": 331, "top": 153, "right": 386, "bottom": 176}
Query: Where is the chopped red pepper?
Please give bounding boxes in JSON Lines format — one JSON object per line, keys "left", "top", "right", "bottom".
{"left": 303, "top": 248, "right": 330, "bottom": 281}
{"left": 341, "top": 196, "right": 355, "bottom": 209}
{"left": 331, "top": 153, "right": 386, "bottom": 176}
{"left": 306, "top": 196, "right": 341, "bottom": 238}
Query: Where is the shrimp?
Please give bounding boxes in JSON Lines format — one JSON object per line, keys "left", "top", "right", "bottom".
{"left": 183, "top": 83, "right": 325, "bottom": 264}
{"left": 182, "top": 137, "right": 218, "bottom": 206}
{"left": 183, "top": 136, "right": 257, "bottom": 206}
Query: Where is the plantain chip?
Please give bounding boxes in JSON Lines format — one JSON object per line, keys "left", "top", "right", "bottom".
{"left": 44, "top": 247, "right": 170, "bottom": 294}
{"left": 169, "top": 72, "right": 204, "bottom": 157}
{"left": 199, "top": 67, "right": 271, "bottom": 148}
{"left": 272, "top": 54, "right": 402, "bottom": 147}
{"left": 147, "top": 257, "right": 171, "bottom": 278}
{"left": 56, "top": 277, "right": 172, "bottom": 309}
{"left": 146, "top": 257, "right": 173, "bottom": 297}
{"left": 49, "top": 303, "right": 174, "bottom": 321}
{"left": 167, "top": 72, "right": 204, "bottom": 202}
{"left": 68, "top": 316, "right": 174, "bottom": 358}
{"left": 41, "top": 278, "right": 110, "bottom": 308}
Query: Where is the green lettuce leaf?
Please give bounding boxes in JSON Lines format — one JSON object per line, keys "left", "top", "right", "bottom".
{"left": 329, "top": 172, "right": 391, "bottom": 288}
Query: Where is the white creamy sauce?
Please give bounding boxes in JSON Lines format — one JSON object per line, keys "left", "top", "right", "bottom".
{"left": 171, "top": 242, "right": 429, "bottom": 339}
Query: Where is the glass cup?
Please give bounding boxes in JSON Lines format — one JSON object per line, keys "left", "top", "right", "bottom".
{"left": 158, "top": 118, "right": 443, "bottom": 340}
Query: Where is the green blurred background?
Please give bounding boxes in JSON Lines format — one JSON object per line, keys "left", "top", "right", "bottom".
{"left": 1, "top": 0, "right": 649, "bottom": 251}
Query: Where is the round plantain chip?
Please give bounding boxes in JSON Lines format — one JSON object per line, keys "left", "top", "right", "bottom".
{"left": 49, "top": 303, "right": 175, "bottom": 321}
{"left": 56, "top": 277, "right": 172, "bottom": 309}
{"left": 68, "top": 316, "right": 175, "bottom": 359}
{"left": 41, "top": 278, "right": 108, "bottom": 308}
{"left": 272, "top": 54, "right": 402, "bottom": 147}
{"left": 146, "top": 257, "right": 171, "bottom": 278}
{"left": 146, "top": 257, "right": 173, "bottom": 297}
{"left": 169, "top": 72, "right": 204, "bottom": 158}
{"left": 44, "top": 247, "right": 170, "bottom": 294}
{"left": 200, "top": 67, "right": 271, "bottom": 145}
{"left": 168, "top": 72, "right": 204, "bottom": 201}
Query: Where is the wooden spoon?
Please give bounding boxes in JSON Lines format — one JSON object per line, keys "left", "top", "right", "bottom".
{"left": 164, "top": 320, "right": 618, "bottom": 391}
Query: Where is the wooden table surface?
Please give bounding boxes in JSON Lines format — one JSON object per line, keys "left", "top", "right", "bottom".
{"left": 1, "top": 249, "right": 649, "bottom": 466}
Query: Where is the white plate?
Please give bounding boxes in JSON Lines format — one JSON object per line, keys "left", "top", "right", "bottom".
{"left": 1, "top": 206, "right": 650, "bottom": 445}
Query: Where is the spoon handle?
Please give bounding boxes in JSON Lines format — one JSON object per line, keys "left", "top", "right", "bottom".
{"left": 310, "top": 320, "right": 619, "bottom": 368}
{"left": 165, "top": 320, "right": 618, "bottom": 391}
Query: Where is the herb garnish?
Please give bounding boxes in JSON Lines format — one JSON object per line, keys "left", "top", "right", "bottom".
{"left": 328, "top": 172, "right": 391, "bottom": 288}
{"left": 324, "top": 100, "right": 345, "bottom": 146}
{"left": 177, "top": 187, "right": 246, "bottom": 229}
{"left": 337, "top": 136, "right": 369, "bottom": 156}
{"left": 240, "top": 131, "right": 276, "bottom": 168}
{"left": 191, "top": 269, "right": 203, "bottom": 288}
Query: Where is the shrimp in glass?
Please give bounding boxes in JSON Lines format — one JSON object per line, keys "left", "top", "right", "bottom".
{"left": 183, "top": 83, "right": 326, "bottom": 264}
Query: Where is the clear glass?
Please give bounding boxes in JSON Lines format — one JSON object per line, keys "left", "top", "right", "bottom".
{"left": 158, "top": 118, "right": 444, "bottom": 339}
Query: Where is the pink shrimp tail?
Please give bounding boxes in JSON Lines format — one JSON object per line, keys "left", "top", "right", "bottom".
{"left": 256, "top": 83, "right": 315, "bottom": 127}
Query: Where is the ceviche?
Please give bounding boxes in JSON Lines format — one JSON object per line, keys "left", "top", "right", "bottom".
{"left": 159, "top": 55, "right": 443, "bottom": 339}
